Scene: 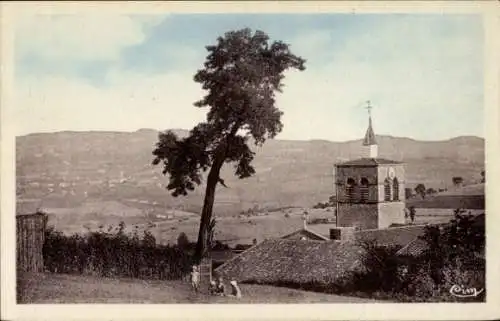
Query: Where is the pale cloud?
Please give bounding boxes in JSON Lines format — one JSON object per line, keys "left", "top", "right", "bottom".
{"left": 11, "top": 14, "right": 483, "bottom": 141}
{"left": 13, "top": 71, "right": 207, "bottom": 136}
{"left": 276, "top": 15, "right": 483, "bottom": 141}
{"left": 16, "top": 14, "right": 163, "bottom": 62}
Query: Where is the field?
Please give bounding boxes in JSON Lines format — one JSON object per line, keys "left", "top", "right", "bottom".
{"left": 37, "top": 203, "right": 471, "bottom": 247}
{"left": 16, "top": 130, "right": 485, "bottom": 219}
{"left": 17, "top": 272, "right": 380, "bottom": 304}
{"left": 16, "top": 130, "right": 484, "bottom": 246}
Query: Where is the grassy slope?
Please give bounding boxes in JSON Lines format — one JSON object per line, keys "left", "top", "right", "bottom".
{"left": 17, "top": 272, "right": 380, "bottom": 304}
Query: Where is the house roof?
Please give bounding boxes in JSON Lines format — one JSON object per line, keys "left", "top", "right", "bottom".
{"left": 354, "top": 224, "right": 431, "bottom": 248}
{"left": 439, "top": 183, "right": 484, "bottom": 196}
{"left": 396, "top": 214, "right": 485, "bottom": 258}
{"left": 281, "top": 228, "right": 330, "bottom": 241}
{"left": 336, "top": 157, "right": 403, "bottom": 167}
{"left": 216, "top": 224, "right": 441, "bottom": 284}
{"left": 362, "top": 116, "right": 377, "bottom": 146}
{"left": 396, "top": 237, "right": 428, "bottom": 257}
{"left": 216, "top": 238, "right": 366, "bottom": 284}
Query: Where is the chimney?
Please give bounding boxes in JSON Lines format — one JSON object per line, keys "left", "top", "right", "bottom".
{"left": 330, "top": 226, "right": 356, "bottom": 241}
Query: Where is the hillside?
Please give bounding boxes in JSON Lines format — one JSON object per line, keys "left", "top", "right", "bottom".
{"left": 16, "top": 129, "right": 484, "bottom": 217}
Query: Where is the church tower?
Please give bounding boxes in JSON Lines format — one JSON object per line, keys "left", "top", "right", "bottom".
{"left": 334, "top": 101, "right": 406, "bottom": 230}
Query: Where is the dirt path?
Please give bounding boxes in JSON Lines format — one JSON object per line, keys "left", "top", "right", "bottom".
{"left": 17, "top": 272, "right": 383, "bottom": 304}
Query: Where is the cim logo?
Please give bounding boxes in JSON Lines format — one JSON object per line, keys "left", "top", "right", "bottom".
{"left": 449, "top": 284, "right": 484, "bottom": 298}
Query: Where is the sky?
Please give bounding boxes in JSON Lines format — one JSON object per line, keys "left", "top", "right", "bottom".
{"left": 12, "top": 13, "right": 484, "bottom": 141}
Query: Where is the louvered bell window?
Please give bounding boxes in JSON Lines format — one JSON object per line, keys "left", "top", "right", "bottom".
{"left": 393, "top": 178, "right": 399, "bottom": 201}
{"left": 346, "top": 178, "right": 356, "bottom": 201}
{"left": 360, "top": 177, "right": 369, "bottom": 202}
{"left": 384, "top": 178, "right": 392, "bottom": 201}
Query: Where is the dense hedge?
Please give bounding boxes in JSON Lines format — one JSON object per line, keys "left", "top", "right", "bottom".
{"left": 43, "top": 222, "right": 195, "bottom": 280}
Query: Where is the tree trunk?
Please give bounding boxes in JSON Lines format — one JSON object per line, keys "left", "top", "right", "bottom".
{"left": 194, "top": 156, "right": 224, "bottom": 263}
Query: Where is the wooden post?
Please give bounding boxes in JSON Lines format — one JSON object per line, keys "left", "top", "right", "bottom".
{"left": 16, "top": 212, "right": 47, "bottom": 273}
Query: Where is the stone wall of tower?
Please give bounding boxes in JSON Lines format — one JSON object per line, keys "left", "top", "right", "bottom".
{"left": 378, "top": 202, "right": 406, "bottom": 228}
{"left": 337, "top": 203, "right": 379, "bottom": 230}
{"left": 362, "top": 144, "right": 378, "bottom": 158}
{"left": 376, "top": 165, "right": 406, "bottom": 202}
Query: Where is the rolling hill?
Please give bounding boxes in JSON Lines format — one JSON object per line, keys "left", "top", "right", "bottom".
{"left": 16, "top": 129, "right": 485, "bottom": 217}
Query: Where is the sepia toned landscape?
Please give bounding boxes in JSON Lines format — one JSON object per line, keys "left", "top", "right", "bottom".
{"left": 10, "top": 11, "right": 487, "bottom": 306}
{"left": 17, "top": 130, "right": 484, "bottom": 245}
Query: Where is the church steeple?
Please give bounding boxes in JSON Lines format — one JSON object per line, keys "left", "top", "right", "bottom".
{"left": 362, "top": 101, "right": 378, "bottom": 158}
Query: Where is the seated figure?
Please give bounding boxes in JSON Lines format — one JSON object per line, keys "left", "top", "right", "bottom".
{"left": 211, "top": 276, "right": 225, "bottom": 296}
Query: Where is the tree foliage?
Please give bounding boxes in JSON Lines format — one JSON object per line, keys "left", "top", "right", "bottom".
{"left": 414, "top": 183, "right": 426, "bottom": 199}
{"left": 152, "top": 28, "right": 306, "bottom": 261}
{"left": 426, "top": 187, "right": 437, "bottom": 196}
{"left": 452, "top": 176, "right": 464, "bottom": 187}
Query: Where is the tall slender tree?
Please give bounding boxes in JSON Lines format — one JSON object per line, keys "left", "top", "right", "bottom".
{"left": 152, "top": 28, "right": 306, "bottom": 261}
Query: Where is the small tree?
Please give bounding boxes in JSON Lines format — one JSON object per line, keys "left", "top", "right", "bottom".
{"left": 152, "top": 28, "right": 306, "bottom": 261}
{"left": 415, "top": 184, "right": 426, "bottom": 199}
{"left": 408, "top": 206, "right": 416, "bottom": 223}
{"left": 426, "top": 188, "right": 437, "bottom": 196}
{"left": 452, "top": 176, "right": 463, "bottom": 187}
{"left": 177, "top": 232, "right": 190, "bottom": 249}
{"left": 480, "top": 170, "right": 485, "bottom": 183}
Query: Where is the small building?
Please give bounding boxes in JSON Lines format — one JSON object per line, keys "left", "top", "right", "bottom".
{"left": 16, "top": 212, "right": 48, "bottom": 273}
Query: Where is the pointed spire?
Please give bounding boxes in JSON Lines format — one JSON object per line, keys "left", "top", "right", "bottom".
{"left": 362, "top": 101, "right": 377, "bottom": 146}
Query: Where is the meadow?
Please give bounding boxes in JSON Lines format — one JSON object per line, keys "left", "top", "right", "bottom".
{"left": 17, "top": 272, "right": 380, "bottom": 303}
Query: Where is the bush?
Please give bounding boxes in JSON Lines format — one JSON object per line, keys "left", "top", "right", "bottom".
{"left": 43, "top": 222, "right": 194, "bottom": 280}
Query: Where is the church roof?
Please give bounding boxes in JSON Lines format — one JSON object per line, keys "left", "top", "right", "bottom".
{"left": 336, "top": 157, "right": 403, "bottom": 167}
{"left": 362, "top": 116, "right": 377, "bottom": 146}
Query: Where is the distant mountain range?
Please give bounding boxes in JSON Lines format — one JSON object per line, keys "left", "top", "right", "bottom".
{"left": 16, "top": 129, "right": 485, "bottom": 216}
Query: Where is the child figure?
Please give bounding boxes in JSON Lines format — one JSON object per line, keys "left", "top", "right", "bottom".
{"left": 190, "top": 265, "right": 200, "bottom": 293}
{"left": 209, "top": 280, "right": 217, "bottom": 295}
{"left": 229, "top": 280, "right": 242, "bottom": 298}
{"left": 213, "top": 276, "right": 226, "bottom": 296}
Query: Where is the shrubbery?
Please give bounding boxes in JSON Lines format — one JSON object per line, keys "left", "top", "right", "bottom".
{"left": 43, "top": 222, "right": 194, "bottom": 280}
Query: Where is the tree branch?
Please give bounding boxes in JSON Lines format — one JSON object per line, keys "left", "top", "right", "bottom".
{"left": 218, "top": 178, "right": 228, "bottom": 188}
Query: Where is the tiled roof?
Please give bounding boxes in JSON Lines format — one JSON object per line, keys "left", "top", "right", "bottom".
{"left": 438, "top": 184, "right": 484, "bottom": 196}
{"left": 281, "top": 228, "right": 330, "bottom": 241}
{"left": 336, "top": 158, "right": 403, "bottom": 166}
{"left": 396, "top": 214, "right": 484, "bottom": 258}
{"left": 396, "top": 237, "right": 428, "bottom": 257}
{"left": 216, "top": 239, "right": 366, "bottom": 284}
{"left": 216, "top": 224, "right": 441, "bottom": 285}
{"left": 354, "top": 225, "right": 430, "bottom": 248}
